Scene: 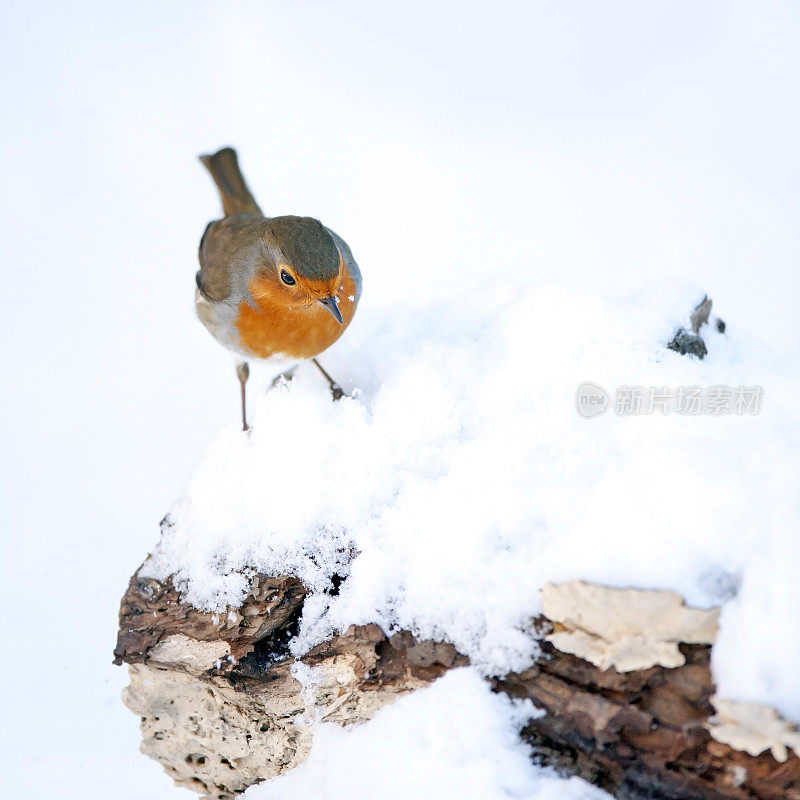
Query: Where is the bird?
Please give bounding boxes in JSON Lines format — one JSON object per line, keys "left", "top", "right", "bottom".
{"left": 194, "top": 147, "right": 362, "bottom": 431}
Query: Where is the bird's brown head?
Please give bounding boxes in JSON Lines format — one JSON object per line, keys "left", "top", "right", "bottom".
{"left": 239, "top": 216, "right": 358, "bottom": 359}
{"left": 250, "top": 216, "right": 346, "bottom": 320}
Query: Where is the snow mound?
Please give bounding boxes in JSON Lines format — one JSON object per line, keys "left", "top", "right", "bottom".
{"left": 243, "top": 667, "right": 609, "bottom": 800}
{"left": 142, "top": 277, "right": 800, "bottom": 720}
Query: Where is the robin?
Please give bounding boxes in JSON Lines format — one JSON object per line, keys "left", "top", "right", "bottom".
{"left": 195, "top": 147, "right": 362, "bottom": 430}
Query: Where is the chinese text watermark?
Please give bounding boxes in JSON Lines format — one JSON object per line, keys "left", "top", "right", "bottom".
{"left": 576, "top": 383, "right": 763, "bottom": 418}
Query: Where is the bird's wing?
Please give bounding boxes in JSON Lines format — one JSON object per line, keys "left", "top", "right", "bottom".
{"left": 326, "top": 227, "right": 362, "bottom": 302}
{"left": 197, "top": 215, "right": 266, "bottom": 301}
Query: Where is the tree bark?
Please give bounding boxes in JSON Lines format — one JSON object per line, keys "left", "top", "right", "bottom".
{"left": 495, "top": 638, "right": 800, "bottom": 800}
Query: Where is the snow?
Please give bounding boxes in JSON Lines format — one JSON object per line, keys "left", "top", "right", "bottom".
{"left": 144, "top": 277, "right": 800, "bottom": 721}
{"left": 2, "top": 2, "right": 799, "bottom": 798}
{"left": 245, "top": 668, "right": 609, "bottom": 800}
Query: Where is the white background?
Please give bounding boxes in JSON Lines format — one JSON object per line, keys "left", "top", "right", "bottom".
{"left": 1, "top": 2, "right": 798, "bottom": 797}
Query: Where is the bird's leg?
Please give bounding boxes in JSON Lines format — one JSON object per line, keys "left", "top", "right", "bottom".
{"left": 236, "top": 361, "right": 250, "bottom": 432}
{"left": 269, "top": 366, "right": 297, "bottom": 391}
{"left": 311, "top": 358, "right": 346, "bottom": 401}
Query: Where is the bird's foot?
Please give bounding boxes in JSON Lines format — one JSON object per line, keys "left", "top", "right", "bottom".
{"left": 329, "top": 383, "right": 346, "bottom": 401}
{"left": 312, "top": 359, "right": 348, "bottom": 401}
{"left": 269, "top": 366, "right": 298, "bottom": 391}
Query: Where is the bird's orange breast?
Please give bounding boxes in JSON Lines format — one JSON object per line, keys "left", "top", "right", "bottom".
{"left": 235, "top": 267, "right": 358, "bottom": 360}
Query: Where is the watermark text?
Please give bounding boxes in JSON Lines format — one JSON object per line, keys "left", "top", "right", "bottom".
{"left": 576, "top": 383, "right": 763, "bottom": 418}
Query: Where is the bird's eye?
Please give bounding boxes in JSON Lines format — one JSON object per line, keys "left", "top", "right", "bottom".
{"left": 280, "top": 269, "right": 296, "bottom": 286}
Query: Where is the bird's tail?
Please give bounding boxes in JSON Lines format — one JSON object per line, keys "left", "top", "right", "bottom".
{"left": 199, "top": 147, "right": 263, "bottom": 217}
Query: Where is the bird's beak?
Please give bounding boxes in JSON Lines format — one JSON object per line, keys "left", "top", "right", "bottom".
{"left": 318, "top": 296, "right": 344, "bottom": 324}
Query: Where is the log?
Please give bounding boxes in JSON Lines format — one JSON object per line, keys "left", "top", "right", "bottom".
{"left": 114, "top": 570, "right": 800, "bottom": 800}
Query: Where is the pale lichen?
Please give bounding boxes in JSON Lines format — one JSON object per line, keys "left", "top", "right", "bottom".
{"left": 542, "top": 581, "right": 719, "bottom": 672}
{"left": 149, "top": 634, "right": 232, "bottom": 672}
{"left": 707, "top": 696, "right": 800, "bottom": 762}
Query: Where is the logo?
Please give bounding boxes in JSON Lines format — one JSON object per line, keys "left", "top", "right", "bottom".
{"left": 575, "top": 382, "right": 610, "bottom": 418}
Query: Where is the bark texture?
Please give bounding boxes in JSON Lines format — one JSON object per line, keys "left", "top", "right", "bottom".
{"left": 495, "top": 637, "right": 800, "bottom": 800}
